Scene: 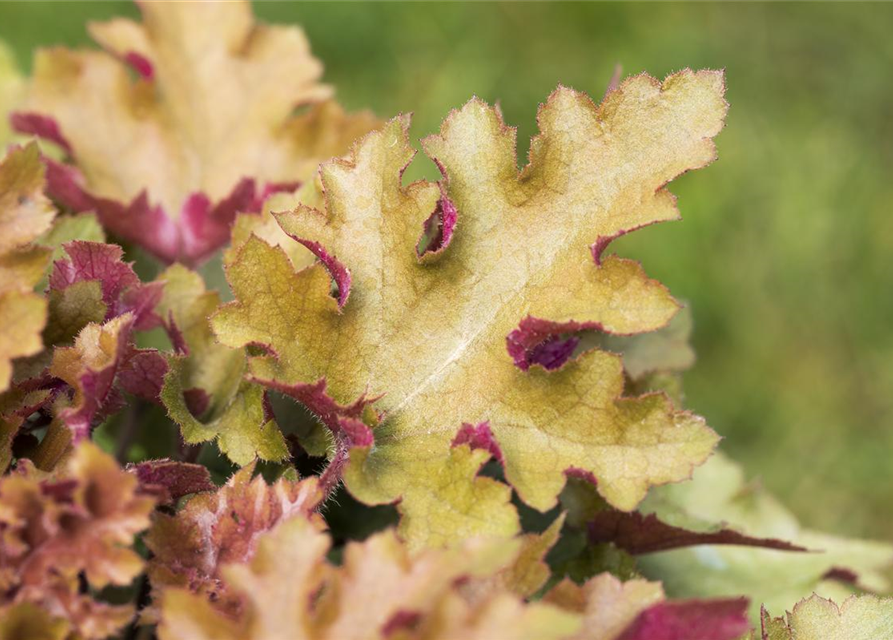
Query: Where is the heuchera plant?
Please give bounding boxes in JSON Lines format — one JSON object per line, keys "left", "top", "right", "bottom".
{"left": 0, "top": 3, "right": 891, "bottom": 639}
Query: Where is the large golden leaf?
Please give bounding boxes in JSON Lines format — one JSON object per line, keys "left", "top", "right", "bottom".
{"left": 16, "top": 0, "right": 379, "bottom": 264}
{"left": 212, "top": 71, "right": 727, "bottom": 547}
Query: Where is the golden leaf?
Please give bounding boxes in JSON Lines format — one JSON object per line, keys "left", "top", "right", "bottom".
{"left": 213, "top": 71, "right": 726, "bottom": 546}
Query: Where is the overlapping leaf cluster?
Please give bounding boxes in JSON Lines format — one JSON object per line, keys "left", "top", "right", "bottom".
{"left": 0, "top": 443, "right": 156, "bottom": 639}
{"left": 0, "top": 1, "right": 891, "bottom": 638}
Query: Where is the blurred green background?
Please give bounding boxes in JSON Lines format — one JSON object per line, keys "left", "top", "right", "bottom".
{"left": 1, "top": 2, "right": 891, "bottom": 539}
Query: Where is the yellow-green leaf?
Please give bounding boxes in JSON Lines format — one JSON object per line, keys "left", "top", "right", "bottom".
{"left": 157, "top": 264, "right": 245, "bottom": 414}
{"left": 162, "top": 358, "right": 287, "bottom": 466}
{"left": 158, "top": 264, "right": 292, "bottom": 464}
{"left": 604, "top": 306, "right": 696, "bottom": 380}
{"left": 43, "top": 280, "right": 106, "bottom": 347}
{"left": 230, "top": 191, "right": 319, "bottom": 272}
{"left": 392, "top": 444, "right": 520, "bottom": 551}
{"left": 761, "top": 594, "right": 893, "bottom": 640}
{"left": 38, "top": 212, "right": 105, "bottom": 260}
{"left": 638, "top": 452, "right": 893, "bottom": 621}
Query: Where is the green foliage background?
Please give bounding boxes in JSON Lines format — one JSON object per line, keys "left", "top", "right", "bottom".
{"left": 1, "top": 2, "right": 891, "bottom": 538}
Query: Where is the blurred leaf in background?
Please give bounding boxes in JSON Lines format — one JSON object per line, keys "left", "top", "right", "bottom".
{"left": 2, "top": 1, "right": 891, "bottom": 538}
{"left": 0, "top": 41, "right": 23, "bottom": 146}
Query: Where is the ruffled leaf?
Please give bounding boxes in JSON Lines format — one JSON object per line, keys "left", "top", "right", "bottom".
{"left": 615, "top": 599, "right": 750, "bottom": 640}
{"left": 50, "top": 313, "right": 166, "bottom": 443}
{"left": 161, "top": 358, "right": 287, "bottom": 466}
{"left": 0, "top": 291, "right": 47, "bottom": 395}
{"left": 1, "top": 239, "right": 168, "bottom": 451}
{"left": 156, "top": 264, "right": 288, "bottom": 464}
{"left": 545, "top": 574, "right": 664, "bottom": 640}
{"left": 0, "top": 143, "right": 55, "bottom": 257}
{"left": 49, "top": 241, "right": 162, "bottom": 331}
{"left": 146, "top": 465, "right": 323, "bottom": 615}
{"left": 213, "top": 72, "right": 726, "bottom": 546}
{"left": 156, "top": 264, "right": 245, "bottom": 411}
{"left": 0, "top": 603, "right": 70, "bottom": 640}
{"left": 463, "top": 514, "right": 566, "bottom": 601}
{"left": 603, "top": 307, "right": 696, "bottom": 381}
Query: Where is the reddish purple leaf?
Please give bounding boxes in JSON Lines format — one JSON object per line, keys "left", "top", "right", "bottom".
{"left": 9, "top": 111, "right": 73, "bottom": 154}
{"left": 50, "top": 241, "right": 140, "bottom": 304}
{"left": 617, "top": 598, "right": 750, "bottom": 640}
{"left": 451, "top": 421, "right": 504, "bottom": 464}
{"left": 57, "top": 319, "right": 134, "bottom": 443}
{"left": 382, "top": 610, "right": 422, "bottom": 637}
{"left": 50, "top": 241, "right": 163, "bottom": 330}
{"left": 821, "top": 566, "right": 860, "bottom": 586}
{"left": 254, "top": 376, "right": 374, "bottom": 443}
{"left": 127, "top": 459, "right": 214, "bottom": 504}
{"left": 183, "top": 387, "right": 211, "bottom": 418}
{"left": 507, "top": 315, "right": 605, "bottom": 372}
{"left": 292, "top": 237, "right": 352, "bottom": 309}
{"left": 117, "top": 349, "right": 169, "bottom": 401}
{"left": 41, "top": 157, "right": 293, "bottom": 266}
{"left": 589, "top": 510, "right": 808, "bottom": 555}
{"left": 123, "top": 51, "right": 154, "bottom": 79}
{"left": 164, "top": 311, "right": 190, "bottom": 356}
{"left": 416, "top": 192, "right": 458, "bottom": 257}
{"left": 252, "top": 376, "right": 376, "bottom": 495}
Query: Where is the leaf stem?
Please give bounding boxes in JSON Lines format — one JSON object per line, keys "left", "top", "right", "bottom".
{"left": 318, "top": 436, "right": 350, "bottom": 499}
{"left": 115, "top": 399, "right": 140, "bottom": 463}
